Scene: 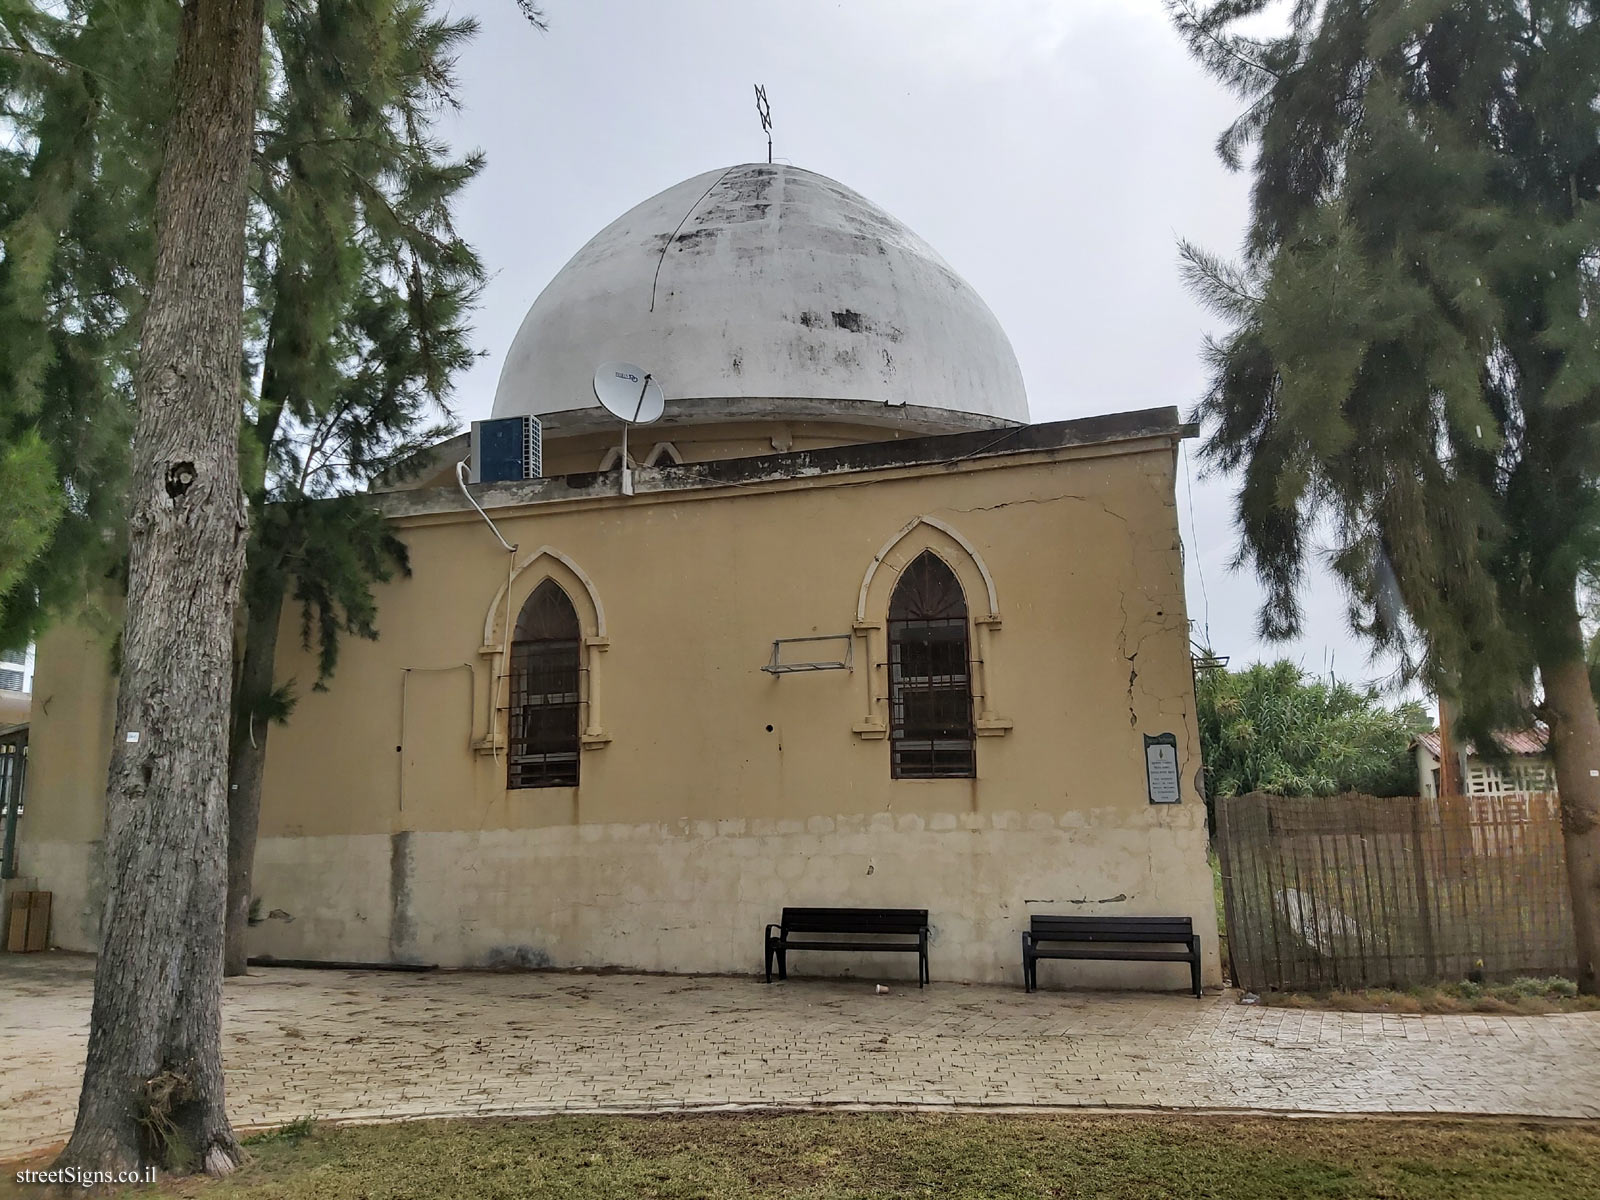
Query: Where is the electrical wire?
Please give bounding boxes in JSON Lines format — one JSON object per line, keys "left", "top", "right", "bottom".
{"left": 456, "top": 459, "right": 517, "bottom": 553}
{"left": 1181, "top": 441, "right": 1212, "bottom": 646}
{"left": 485, "top": 555, "right": 514, "bottom": 777}
{"left": 457, "top": 459, "right": 518, "bottom": 773}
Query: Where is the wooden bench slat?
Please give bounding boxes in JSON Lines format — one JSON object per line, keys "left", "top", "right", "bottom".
{"left": 1028, "top": 947, "right": 1197, "bottom": 962}
{"left": 1030, "top": 930, "right": 1190, "bottom": 943}
{"left": 1030, "top": 921, "right": 1196, "bottom": 928}
{"left": 1031, "top": 920, "right": 1193, "bottom": 931}
{"left": 781, "top": 907, "right": 928, "bottom": 934}
{"left": 780, "top": 926, "right": 927, "bottom": 934}
{"left": 1030, "top": 917, "right": 1193, "bottom": 932}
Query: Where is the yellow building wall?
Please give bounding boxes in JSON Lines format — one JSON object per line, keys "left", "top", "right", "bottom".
{"left": 15, "top": 428, "right": 1218, "bottom": 989}
{"left": 247, "top": 433, "right": 1217, "bottom": 986}
{"left": 9, "top": 616, "right": 118, "bottom": 948}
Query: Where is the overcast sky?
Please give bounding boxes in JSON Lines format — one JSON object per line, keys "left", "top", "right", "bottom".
{"left": 435, "top": 0, "right": 1406, "bottom": 693}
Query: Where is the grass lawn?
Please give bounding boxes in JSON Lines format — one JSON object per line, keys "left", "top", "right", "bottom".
{"left": 1262, "top": 977, "right": 1600, "bottom": 1015}
{"left": 46, "top": 1113, "right": 1600, "bottom": 1200}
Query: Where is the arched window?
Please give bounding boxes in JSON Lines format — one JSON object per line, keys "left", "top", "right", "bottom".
{"left": 645, "top": 442, "right": 682, "bottom": 467}
{"left": 508, "top": 579, "right": 581, "bottom": 788}
{"left": 887, "top": 552, "right": 975, "bottom": 778}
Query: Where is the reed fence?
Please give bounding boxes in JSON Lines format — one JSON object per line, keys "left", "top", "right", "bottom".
{"left": 1215, "top": 791, "right": 1574, "bottom": 992}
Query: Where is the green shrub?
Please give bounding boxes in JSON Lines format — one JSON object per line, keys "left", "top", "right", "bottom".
{"left": 244, "top": 1114, "right": 318, "bottom": 1146}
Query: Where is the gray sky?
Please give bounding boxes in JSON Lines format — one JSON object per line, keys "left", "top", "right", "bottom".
{"left": 436, "top": 0, "right": 1402, "bottom": 691}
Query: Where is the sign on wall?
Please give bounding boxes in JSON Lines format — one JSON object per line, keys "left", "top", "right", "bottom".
{"left": 1144, "top": 732, "right": 1180, "bottom": 804}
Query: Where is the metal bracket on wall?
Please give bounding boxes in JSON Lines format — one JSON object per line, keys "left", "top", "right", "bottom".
{"left": 762, "top": 634, "right": 853, "bottom": 675}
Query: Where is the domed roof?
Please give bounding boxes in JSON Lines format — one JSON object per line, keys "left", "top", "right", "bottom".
{"left": 492, "top": 164, "right": 1028, "bottom": 426}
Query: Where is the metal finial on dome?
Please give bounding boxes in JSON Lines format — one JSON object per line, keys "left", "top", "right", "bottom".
{"left": 754, "top": 84, "right": 773, "bottom": 165}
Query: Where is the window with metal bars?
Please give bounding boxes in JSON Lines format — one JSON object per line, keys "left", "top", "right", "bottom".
{"left": 888, "top": 551, "right": 975, "bottom": 778}
{"left": 507, "top": 579, "right": 581, "bottom": 789}
{"left": 0, "top": 731, "right": 26, "bottom": 879}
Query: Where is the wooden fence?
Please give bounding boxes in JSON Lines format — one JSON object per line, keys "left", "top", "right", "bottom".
{"left": 1215, "top": 791, "right": 1575, "bottom": 992}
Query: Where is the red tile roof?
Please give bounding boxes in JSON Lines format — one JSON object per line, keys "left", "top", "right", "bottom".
{"left": 1415, "top": 727, "right": 1549, "bottom": 759}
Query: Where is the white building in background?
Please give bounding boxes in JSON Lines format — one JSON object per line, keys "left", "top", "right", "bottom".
{"left": 1414, "top": 728, "right": 1556, "bottom": 800}
{"left": 0, "top": 645, "right": 32, "bottom": 729}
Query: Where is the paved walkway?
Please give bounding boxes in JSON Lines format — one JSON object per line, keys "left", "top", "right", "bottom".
{"left": 4, "top": 953, "right": 1599, "bottom": 1159}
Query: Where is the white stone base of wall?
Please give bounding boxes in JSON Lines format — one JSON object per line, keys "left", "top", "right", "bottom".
{"left": 240, "top": 811, "right": 1221, "bottom": 989}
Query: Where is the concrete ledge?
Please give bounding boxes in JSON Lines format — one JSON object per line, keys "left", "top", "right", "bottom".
{"left": 380, "top": 407, "right": 1188, "bottom": 520}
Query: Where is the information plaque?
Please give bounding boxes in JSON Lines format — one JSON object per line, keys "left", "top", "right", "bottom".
{"left": 1144, "top": 732, "right": 1180, "bottom": 804}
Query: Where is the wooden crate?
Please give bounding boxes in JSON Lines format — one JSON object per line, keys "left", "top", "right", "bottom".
{"left": 4, "top": 892, "right": 25, "bottom": 952}
{"left": 5, "top": 889, "right": 51, "bottom": 952}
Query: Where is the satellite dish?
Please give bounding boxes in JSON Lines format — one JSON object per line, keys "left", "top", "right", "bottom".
{"left": 594, "top": 362, "right": 666, "bottom": 497}
{"left": 594, "top": 362, "right": 664, "bottom": 425}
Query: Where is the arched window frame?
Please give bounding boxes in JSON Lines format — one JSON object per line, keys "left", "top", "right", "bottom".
{"left": 476, "top": 547, "right": 611, "bottom": 772}
{"left": 853, "top": 516, "right": 1011, "bottom": 747}
{"left": 644, "top": 441, "right": 683, "bottom": 467}
{"left": 506, "top": 580, "right": 582, "bottom": 788}
{"left": 886, "top": 552, "right": 975, "bottom": 778}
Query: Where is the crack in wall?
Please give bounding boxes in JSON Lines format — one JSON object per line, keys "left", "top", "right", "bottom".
{"left": 1116, "top": 592, "right": 1189, "bottom": 732}
{"left": 1117, "top": 591, "right": 1139, "bottom": 729}
{"left": 946, "top": 494, "right": 1131, "bottom": 524}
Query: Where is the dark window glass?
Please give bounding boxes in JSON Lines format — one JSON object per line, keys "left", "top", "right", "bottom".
{"left": 0, "top": 731, "right": 26, "bottom": 877}
{"left": 507, "top": 580, "right": 581, "bottom": 789}
{"left": 888, "top": 552, "right": 974, "bottom": 778}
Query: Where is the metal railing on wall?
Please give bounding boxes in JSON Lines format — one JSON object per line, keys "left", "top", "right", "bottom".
{"left": 1215, "top": 791, "right": 1574, "bottom": 992}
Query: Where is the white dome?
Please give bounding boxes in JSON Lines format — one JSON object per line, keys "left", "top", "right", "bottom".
{"left": 492, "top": 164, "right": 1028, "bottom": 425}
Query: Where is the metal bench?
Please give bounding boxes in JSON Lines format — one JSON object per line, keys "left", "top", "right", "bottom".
{"left": 765, "top": 907, "right": 930, "bottom": 986}
{"left": 1022, "top": 915, "right": 1202, "bottom": 997}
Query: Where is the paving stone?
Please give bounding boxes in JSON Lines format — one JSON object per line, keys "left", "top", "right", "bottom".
{"left": 2, "top": 952, "right": 1597, "bottom": 1160}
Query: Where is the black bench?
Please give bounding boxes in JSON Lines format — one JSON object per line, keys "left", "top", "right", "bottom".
{"left": 1022, "top": 915, "right": 1201, "bottom": 997}
{"left": 765, "top": 907, "right": 930, "bottom": 987}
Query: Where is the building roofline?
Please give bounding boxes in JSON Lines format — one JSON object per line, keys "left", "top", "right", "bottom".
{"left": 1413, "top": 727, "right": 1550, "bottom": 759}
{"left": 371, "top": 399, "right": 1021, "bottom": 493}
{"left": 376, "top": 405, "right": 1188, "bottom": 520}
{"left": 530, "top": 396, "right": 1021, "bottom": 439}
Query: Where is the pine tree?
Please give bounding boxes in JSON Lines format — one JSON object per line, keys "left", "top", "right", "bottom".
{"left": 4, "top": 0, "right": 491, "bottom": 977}
{"left": 225, "top": 0, "right": 486, "bottom": 974}
{"left": 4, "top": 0, "right": 503, "bottom": 1168}
{"left": 0, "top": 0, "right": 170, "bottom": 641}
{"left": 53, "top": 0, "right": 264, "bottom": 1173}
{"left": 1171, "top": 1, "right": 1600, "bottom": 990}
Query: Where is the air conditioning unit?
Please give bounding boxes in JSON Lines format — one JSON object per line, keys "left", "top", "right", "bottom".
{"left": 470, "top": 415, "right": 542, "bottom": 483}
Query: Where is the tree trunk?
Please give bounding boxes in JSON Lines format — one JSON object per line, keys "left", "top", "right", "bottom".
{"left": 222, "top": 262, "right": 293, "bottom": 979}
{"left": 54, "top": 0, "right": 264, "bottom": 1177}
{"left": 224, "top": 587, "right": 284, "bottom": 976}
{"left": 1541, "top": 643, "right": 1600, "bottom": 996}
